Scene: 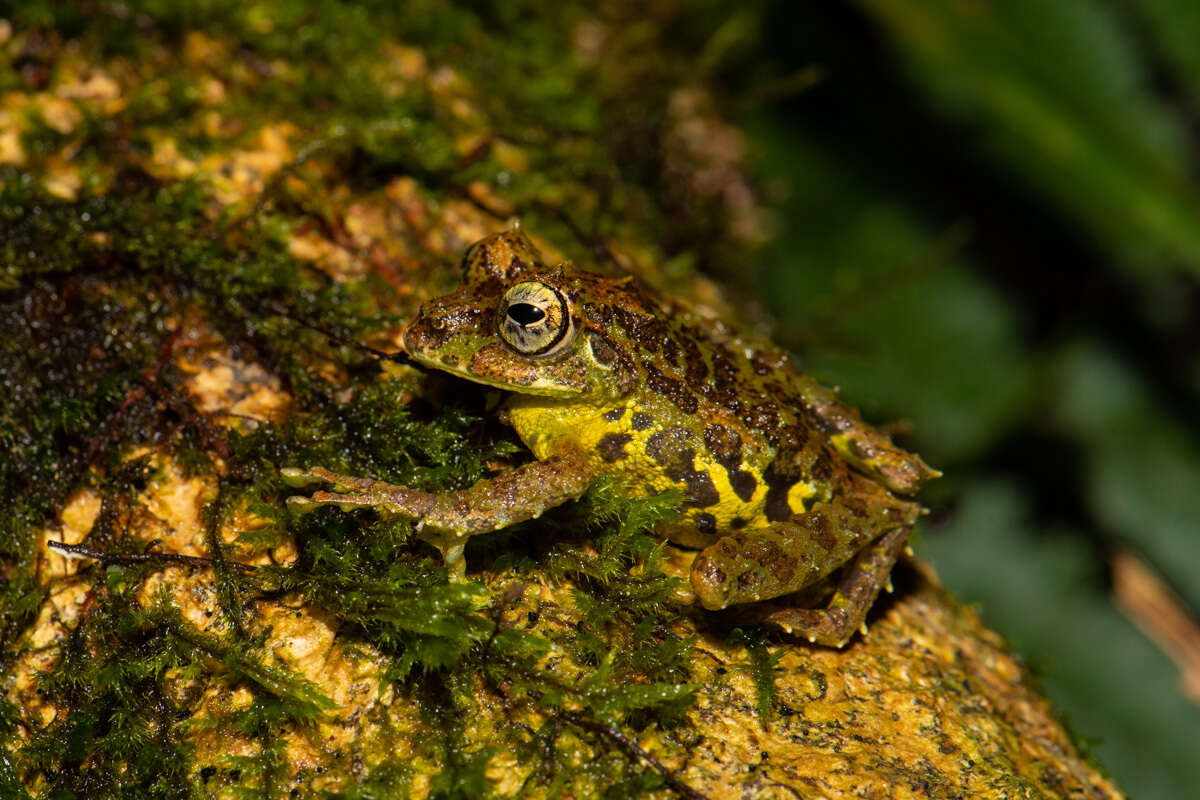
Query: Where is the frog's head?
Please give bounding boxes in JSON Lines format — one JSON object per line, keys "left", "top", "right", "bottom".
{"left": 403, "top": 230, "right": 639, "bottom": 401}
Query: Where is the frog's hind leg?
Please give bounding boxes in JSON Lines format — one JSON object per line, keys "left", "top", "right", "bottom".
{"left": 754, "top": 526, "right": 909, "bottom": 647}
{"left": 690, "top": 487, "right": 917, "bottom": 647}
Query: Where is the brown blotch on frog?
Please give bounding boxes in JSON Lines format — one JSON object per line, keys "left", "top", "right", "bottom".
{"left": 597, "top": 433, "right": 634, "bottom": 463}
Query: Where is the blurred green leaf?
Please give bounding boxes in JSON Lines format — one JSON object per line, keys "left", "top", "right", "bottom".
{"left": 1123, "top": 0, "right": 1200, "bottom": 106}
{"left": 856, "top": 0, "right": 1200, "bottom": 275}
{"left": 753, "top": 122, "right": 1033, "bottom": 463}
{"left": 1050, "top": 341, "right": 1200, "bottom": 612}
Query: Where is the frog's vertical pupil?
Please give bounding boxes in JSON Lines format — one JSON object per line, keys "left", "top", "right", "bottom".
{"left": 508, "top": 303, "right": 546, "bottom": 327}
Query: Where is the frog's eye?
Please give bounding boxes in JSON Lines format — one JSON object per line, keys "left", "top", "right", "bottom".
{"left": 499, "top": 281, "right": 574, "bottom": 356}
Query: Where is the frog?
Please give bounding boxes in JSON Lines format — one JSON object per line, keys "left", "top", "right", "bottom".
{"left": 283, "top": 228, "right": 939, "bottom": 646}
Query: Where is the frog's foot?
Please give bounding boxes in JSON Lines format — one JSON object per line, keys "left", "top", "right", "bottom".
{"left": 282, "top": 467, "right": 438, "bottom": 518}
{"left": 282, "top": 466, "right": 460, "bottom": 571}
{"left": 755, "top": 526, "right": 909, "bottom": 648}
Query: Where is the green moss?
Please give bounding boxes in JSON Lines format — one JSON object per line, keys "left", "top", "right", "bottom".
{"left": 729, "top": 627, "right": 781, "bottom": 723}
{"left": 0, "top": 170, "right": 388, "bottom": 566}
{"left": 20, "top": 594, "right": 198, "bottom": 798}
{"left": 0, "top": 166, "right": 404, "bottom": 794}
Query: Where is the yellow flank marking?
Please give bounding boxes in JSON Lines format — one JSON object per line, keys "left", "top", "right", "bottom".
{"left": 704, "top": 456, "right": 762, "bottom": 524}
{"left": 787, "top": 481, "right": 818, "bottom": 516}
{"left": 508, "top": 398, "right": 770, "bottom": 533}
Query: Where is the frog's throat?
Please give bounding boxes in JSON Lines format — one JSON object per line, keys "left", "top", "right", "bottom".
{"left": 407, "top": 350, "right": 588, "bottom": 398}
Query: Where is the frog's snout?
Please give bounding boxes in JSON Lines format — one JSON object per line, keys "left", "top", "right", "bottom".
{"left": 402, "top": 312, "right": 449, "bottom": 355}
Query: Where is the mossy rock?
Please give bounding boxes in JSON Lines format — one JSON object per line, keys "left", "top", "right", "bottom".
{"left": 0, "top": 4, "right": 1122, "bottom": 798}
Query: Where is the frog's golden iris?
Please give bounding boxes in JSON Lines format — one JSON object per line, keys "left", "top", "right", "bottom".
{"left": 284, "top": 228, "right": 939, "bottom": 647}
{"left": 498, "top": 280, "right": 574, "bottom": 357}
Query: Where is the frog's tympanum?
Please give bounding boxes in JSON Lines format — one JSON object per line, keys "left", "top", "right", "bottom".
{"left": 284, "top": 229, "right": 939, "bottom": 646}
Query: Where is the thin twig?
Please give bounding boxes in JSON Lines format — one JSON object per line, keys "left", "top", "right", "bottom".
{"left": 47, "top": 540, "right": 257, "bottom": 573}
{"left": 254, "top": 297, "right": 411, "bottom": 365}
{"left": 558, "top": 710, "right": 710, "bottom": 800}
{"left": 1111, "top": 547, "right": 1200, "bottom": 705}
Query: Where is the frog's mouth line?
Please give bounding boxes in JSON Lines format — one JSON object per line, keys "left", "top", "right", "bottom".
{"left": 406, "top": 347, "right": 589, "bottom": 399}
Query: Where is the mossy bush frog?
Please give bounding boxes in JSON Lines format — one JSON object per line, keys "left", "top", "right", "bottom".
{"left": 284, "top": 229, "right": 938, "bottom": 646}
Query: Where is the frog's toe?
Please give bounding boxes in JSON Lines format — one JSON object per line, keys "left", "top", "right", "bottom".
{"left": 280, "top": 467, "right": 357, "bottom": 493}
{"left": 286, "top": 490, "right": 375, "bottom": 515}
{"left": 280, "top": 467, "right": 323, "bottom": 488}
{"left": 285, "top": 494, "right": 320, "bottom": 513}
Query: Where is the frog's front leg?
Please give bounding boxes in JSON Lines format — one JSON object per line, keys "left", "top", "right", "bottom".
{"left": 797, "top": 376, "right": 940, "bottom": 496}
{"left": 282, "top": 446, "right": 592, "bottom": 578}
